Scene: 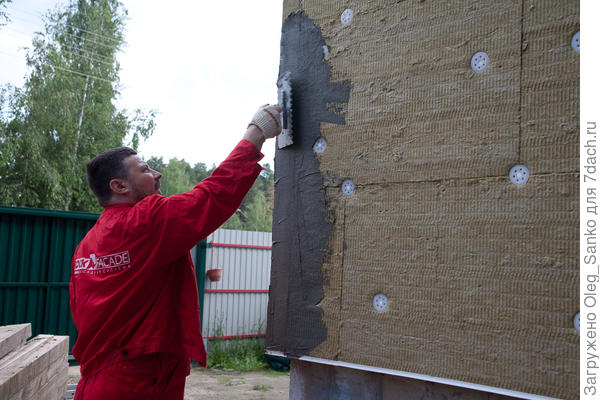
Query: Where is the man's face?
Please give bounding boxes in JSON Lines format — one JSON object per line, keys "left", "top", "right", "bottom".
{"left": 122, "top": 155, "right": 162, "bottom": 202}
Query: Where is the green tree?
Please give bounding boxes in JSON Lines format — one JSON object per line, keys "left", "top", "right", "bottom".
{"left": 146, "top": 156, "right": 166, "bottom": 175}
{"left": 146, "top": 155, "right": 274, "bottom": 232}
{"left": 0, "top": 0, "right": 12, "bottom": 27}
{"left": 244, "top": 190, "right": 272, "bottom": 232}
{"left": 221, "top": 211, "right": 244, "bottom": 230}
{"left": 0, "top": 0, "right": 154, "bottom": 211}
{"left": 146, "top": 157, "right": 211, "bottom": 197}
{"left": 192, "top": 161, "right": 210, "bottom": 183}
{"left": 159, "top": 158, "right": 193, "bottom": 197}
{"left": 224, "top": 164, "right": 274, "bottom": 232}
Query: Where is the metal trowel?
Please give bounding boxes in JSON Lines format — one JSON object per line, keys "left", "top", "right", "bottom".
{"left": 277, "top": 72, "right": 293, "bottom": 149}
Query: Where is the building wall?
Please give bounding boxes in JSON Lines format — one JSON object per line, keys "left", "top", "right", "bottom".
{"left": 268, "top": 1, "right": 579, "bottom": 399}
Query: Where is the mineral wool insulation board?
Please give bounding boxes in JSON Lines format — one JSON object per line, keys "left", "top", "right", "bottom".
{"left": 267, "top": 1, "right": 579, "bottom": 399}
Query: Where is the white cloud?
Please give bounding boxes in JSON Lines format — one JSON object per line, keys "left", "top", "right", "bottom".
{"left": 118, "top": 0, "right": 282, "bottom": 167}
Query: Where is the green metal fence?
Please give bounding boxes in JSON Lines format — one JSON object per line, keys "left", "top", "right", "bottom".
{"left": 0, "top": 206, "right": 99, "bottom": 352}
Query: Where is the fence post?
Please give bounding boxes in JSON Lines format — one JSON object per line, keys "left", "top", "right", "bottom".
{"left": 195, "top": 239, "right": 209, "bottom": 330}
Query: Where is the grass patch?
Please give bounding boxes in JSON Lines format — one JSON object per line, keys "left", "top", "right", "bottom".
{"left": 207, "top": 337, "right": 268, "bottom": 371}
{"left": 252, "top": 384, "right": 273, "bottom": 391}
{"left": 264, "top": 370, "right": 289, "bottom": 377}
{"left": 206, "top": 318, "right": 269, "bottom": 371}
{"left": 217, "top": 376, "right": 233, "bottom": 385}
{"left": 216, "top": 376, "right": 245, "bottom": 386}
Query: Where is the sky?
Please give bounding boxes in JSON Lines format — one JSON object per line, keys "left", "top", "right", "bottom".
{"left": 0, "top": 0, "right": 283, "bottom": 168}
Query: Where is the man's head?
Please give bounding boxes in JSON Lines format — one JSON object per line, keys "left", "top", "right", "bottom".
{"left": 86, "top": 147, "right": 162, "bottom": 206}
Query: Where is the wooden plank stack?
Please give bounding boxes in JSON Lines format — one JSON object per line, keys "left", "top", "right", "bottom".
{"left": 0, "top": 324, "right": 68, "bottom": 400}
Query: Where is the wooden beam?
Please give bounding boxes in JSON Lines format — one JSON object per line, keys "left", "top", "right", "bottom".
{"left": 0, "top": 324, "right": 31, "bottom": 360}
{"left": 0, "top": 335, "right": 68, "bottom": 400}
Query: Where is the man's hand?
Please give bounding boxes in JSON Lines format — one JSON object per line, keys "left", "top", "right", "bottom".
{"left": 248, "top": 105, "right": 282, "bottom": 139}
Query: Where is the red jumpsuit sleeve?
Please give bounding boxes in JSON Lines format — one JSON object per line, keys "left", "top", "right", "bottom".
{"left": 139, "top": 139, "right": 264, "bottom": 265}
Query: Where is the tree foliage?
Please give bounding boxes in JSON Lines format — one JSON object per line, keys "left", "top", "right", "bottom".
{"left": 222, "top": 165, "right": 274, "bottom": 232}
{"left": 0, "top": 0, "right": 155, "bottom": 211}
{"left": 237, "top": 167, "right": 274, "bottom": 232}
{"left": 0, "top": 0, "right": 11, "bottom": 27}
{"left": 147, "top": 157, "right": 274, "bottom": 232}
{"left": 146, "top": 156, "right": 211, "bottom": 198}
{"left": 0, "top": 0, "right": 273, "bottom": 232}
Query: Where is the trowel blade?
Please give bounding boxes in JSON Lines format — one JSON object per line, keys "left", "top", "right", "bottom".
{"left": 277, "top": 72, "right": 293, "bottom": 149}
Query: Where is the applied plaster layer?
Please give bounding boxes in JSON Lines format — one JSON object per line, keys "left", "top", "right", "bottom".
{"left": 268, "top": 1, "right": 579, "bottom": 399}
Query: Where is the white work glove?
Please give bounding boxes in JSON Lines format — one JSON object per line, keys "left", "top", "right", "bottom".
{"left": 248, "top": 104, "right": 282, "bottom": 139}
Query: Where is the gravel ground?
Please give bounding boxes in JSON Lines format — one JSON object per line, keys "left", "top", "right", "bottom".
{"left": 68, "top": 365, "right": 290, "bottom": 400}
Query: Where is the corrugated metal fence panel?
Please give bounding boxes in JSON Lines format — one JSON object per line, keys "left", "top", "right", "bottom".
{"left": 202, "top": 229, "right": 272, "bottom": 339}
{"left": 0, "top": 206, "right": 98, "bottom": 352}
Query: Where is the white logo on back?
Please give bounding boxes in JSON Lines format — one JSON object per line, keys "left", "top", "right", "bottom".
{"left": 74, "top": 250, "right": 131, "bottom": 275}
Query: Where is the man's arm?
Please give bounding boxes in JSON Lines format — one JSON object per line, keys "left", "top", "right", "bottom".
{"left": 135, "top": 104, "right": 282, "bottom": 265}
{"left": 243, "top": 125, "right": 266, "bottom": 151}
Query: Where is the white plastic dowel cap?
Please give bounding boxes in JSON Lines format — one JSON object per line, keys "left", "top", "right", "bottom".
{"left": 572, "top": 31, "right": 580, "bottom": 53}
{"left": 341, "top": 179, "right": 355, "bottom": 196}
{"left": 313, "top": 137, "right": 327, "bottom": 153}
{"left": 509, "top": 164, "right": 530, "bottom": 186}
{"left": 341, "top": 9, "right": 353, "bottom": 25}
{"left": 373, "top": 294, "right": 388, "bottom": 312}
{"left": 471, "top": 52, "right": 489, "bottom": 72}
{"left": 575, "top": 313, "right": 580, "bottom": 332}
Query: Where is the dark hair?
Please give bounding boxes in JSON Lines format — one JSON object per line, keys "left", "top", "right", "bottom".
{"left": 86, "top": 147, "right": 137, "bottom": 205}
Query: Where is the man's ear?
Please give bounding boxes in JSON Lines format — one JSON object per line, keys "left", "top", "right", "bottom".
{"left": 109, "top": 178, "right": 130, "bottom": 196}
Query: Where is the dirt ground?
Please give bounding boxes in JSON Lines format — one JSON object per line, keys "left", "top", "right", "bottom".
{"left": 68, "top": 365, "right": 290, "bottom": 400}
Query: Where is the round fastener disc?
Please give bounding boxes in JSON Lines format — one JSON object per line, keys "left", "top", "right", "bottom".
{"left": 313, "top": 137, "right": 327, "bottom": 153}
{"left": 373, "top": 294, "right": 388, "bottom": 312}
{"left": 471, "top": 52, "right": 489, "bottom": 72}
{"left": 341, "top": 179, "right": 355, "bottom": 196}
{"left": 572, "top": 31, "right": 580, "bottom": 53}
{"left": 509, "top": 164, "right": 530, "bottom": 186}
{"left": 574, "top": 313, "right": 580, "bottom": 332}
{"left": 341, "top": 9, "right": 353, "bottom": 25}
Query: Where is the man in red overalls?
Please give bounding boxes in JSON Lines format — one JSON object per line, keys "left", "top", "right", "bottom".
{"left": 70, "top": 105, "right": 281, "bottom": 399}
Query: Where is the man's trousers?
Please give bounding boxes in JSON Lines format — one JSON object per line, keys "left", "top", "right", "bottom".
{"left": 74, "top": 352, "right": 190, "bottom": 400}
